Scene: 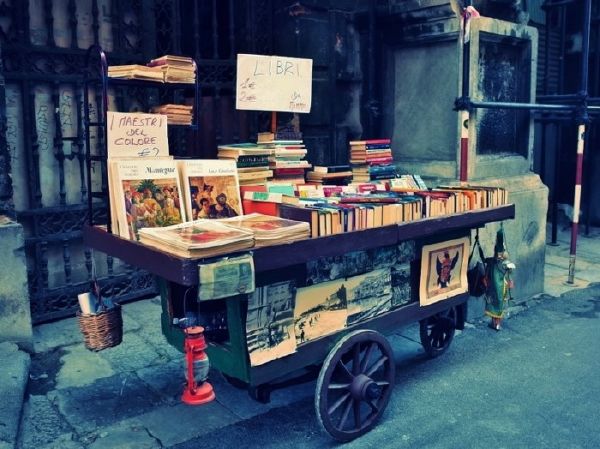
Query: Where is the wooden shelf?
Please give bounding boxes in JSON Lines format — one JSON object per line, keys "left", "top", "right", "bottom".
{"left": 104, "top": 78, "right": 197, "bottom": 89}
{"left": 83, "top": 204, "right": 515, "bottom": 286}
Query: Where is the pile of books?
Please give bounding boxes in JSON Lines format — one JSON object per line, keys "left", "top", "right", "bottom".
{"left": 151, "top": 104, "right": 193, "bottom": 125}
{"left": 138, "top": 220, "right": 254, "bottom": 258}
{"left": 306, "top": 165, "right": 353, "bottom": 185}
{"left": 218, "top": 143, "right": 273, "bottom": 186}
{"left": 389, "top": 183, "right": 508, "bottom": 218}
{"left": 107, "top": 64, "right": 164, "bottom": 82}
{"left": 258, "top": 131, "right": 311, "bottom": 186}
{"left": 219, "top": 213, "right": 310, "bottom": 246}
{"left": 349, "top": 139, "right": 397, "bottom": 182}
{"left": 147, "top": 55, "right": 196, "bottom": 83}
{"left": 108, "top": 55, "right": 196, "bottom": 84}
{"left": 279, "top": 192, "right": 424, "bottom": 238}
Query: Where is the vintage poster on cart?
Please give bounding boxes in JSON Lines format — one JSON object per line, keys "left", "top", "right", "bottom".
{"left": 294, "top": 280, "right": 348, "bottom": 345}
{"left": 246, "top": 281, "right": 297, "bottom": 366}
{"left": 419, "top": 237, "right": 469, "bottom": 306}
{"left": 345, "top": 269, "right": 393, "bottom": 325}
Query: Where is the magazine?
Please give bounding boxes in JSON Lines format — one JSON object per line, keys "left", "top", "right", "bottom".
{"left": 178, "top": 159, "right": 243, "bottom": 221}
{"left": 138, "top": 219, "right": 253, "bottom": 250}
{"left": 218, "top": 213, "right": 310, "bottom": 245}
{"left": 110, "top": 159, "right": 186, "bottom": 240}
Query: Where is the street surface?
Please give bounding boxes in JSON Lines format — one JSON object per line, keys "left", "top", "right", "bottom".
{"left": 173, "top": 284, "right": 600, "bottom": 449}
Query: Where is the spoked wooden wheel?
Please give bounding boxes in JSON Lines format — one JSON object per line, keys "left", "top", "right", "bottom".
{"left": 419, "top": 306, "right": 457, "bottom": 358}
{"left": 315, "top": 330, "right": 395, "bottom": 442}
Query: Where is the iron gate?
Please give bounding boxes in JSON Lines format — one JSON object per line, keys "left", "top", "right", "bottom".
{"left": 0, "top": 0, "right": 272, "bottom": 323}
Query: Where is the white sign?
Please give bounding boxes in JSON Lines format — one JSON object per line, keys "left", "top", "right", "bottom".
{"left": 236, "top": 53, "right": 312, "bottom": 113}
{"left": 107, "top": 111, "right": 169, "bottom": 158}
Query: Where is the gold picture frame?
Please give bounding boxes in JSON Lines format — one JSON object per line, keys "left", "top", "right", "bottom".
{"left": 419, "top": 237, "right": 469, "bottom": 306}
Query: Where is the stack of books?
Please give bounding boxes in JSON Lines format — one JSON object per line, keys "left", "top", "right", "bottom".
{"left": 219, "top": 213, "right": 310, "bottom": 246}
{"left": 349, "top": 139, "right": 397, "bottom": 182}
{"left": 257, "top": 131, "right": 311, "bottom": 186}
{"left": 147, "top": 55, "right": 195, "bottom": 84}
{"left": 218, "top": 143, "right": 273, "bottom": 186}
{"left": 138, "top": 220, "right": 254, "bottom": 258}
{"left": 279, "top": 192, "right": 424, "bottom": 238}
{"left": 107, "top": 64, "right": 164, "bottom": 82}
{"left": 151, "top": 104, "right": 193, "bottom": 125}
{"left": 306, "top": 165, "right": 353, "bottom": 185}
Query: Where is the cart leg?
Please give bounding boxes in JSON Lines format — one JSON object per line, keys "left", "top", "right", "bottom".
{"left": 249, "top": 385, "right": 272, "bottom": 404}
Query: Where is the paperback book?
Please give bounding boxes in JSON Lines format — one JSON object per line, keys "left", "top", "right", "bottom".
{"left": 218, "top": 213, "right": 310, "bottom": 246}
{"left": 178, "top": 159, "right": 243, "bottom": 220}
{"left": 110, "top": 159, "right": 186, "bottom": 240}
{"left": 137, "top": 219, "right": 254, "bottom": 258}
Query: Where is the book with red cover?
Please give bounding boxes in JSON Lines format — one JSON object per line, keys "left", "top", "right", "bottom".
{"left": 239, "top": 185, "right": 279, "bottom": 216}
{"left": 349, "top": 139, "right": 391, "bottom": 145}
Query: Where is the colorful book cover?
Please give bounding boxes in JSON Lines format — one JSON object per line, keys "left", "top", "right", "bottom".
{"left": 112, "top": 159, "right": 186, "bottom": 240}
{"left": 178, "top": 159, "right": 243, "bottom": 221}
{"left": 138, "top": 219, "right": 253, "bottom": 249}
{"left": 220, "top": 213, "right": 309, "bottom": 233}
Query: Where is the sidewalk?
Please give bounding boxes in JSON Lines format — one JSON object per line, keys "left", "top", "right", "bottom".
{"left": 8, "top": 224, "right": 600, "bottom": 449}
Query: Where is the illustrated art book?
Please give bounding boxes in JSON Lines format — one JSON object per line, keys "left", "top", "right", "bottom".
{"left": 178, "top": 159, "right": 243, "bottom": 221}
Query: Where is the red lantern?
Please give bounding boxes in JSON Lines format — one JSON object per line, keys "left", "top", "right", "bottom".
{"left": 182, "top": 326, "right": 215, "bottom": 405}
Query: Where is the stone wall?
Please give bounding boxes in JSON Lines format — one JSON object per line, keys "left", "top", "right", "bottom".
{"left": 0, "top": 217, "right": 32, "bottom": 350}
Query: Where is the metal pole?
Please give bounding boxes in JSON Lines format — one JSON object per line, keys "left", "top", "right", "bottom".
{"left": 551, "top": 5, "right": 568, "bottom": 245}
{"left": 469, "top": 100, "right": 574, "bottom": 111}
{"left": 567, "top": 0, "right": 592, "bottom": 284}
{"left": 459, "top": 1, "right": 472, "bottom": 182}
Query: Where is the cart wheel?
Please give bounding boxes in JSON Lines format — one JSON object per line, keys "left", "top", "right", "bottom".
{"left": 419, "top": 306, "right": 457, "bottom": 358}
{"left": 315, "top": 330, "right": 395, "bottom": 442}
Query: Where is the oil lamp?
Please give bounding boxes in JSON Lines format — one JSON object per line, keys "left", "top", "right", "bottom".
{"left": 181, "top": 326, "right": 215, "bottom": 405}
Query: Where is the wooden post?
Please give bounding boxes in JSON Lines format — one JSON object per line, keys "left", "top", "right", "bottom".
{"left": 271, "top": 111, "right": 277, "bottom": 134}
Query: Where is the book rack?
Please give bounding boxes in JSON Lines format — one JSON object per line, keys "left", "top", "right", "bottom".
{"left": 83, "top": 45, "right": 200, "bottom": 233}
{"left": 83, "top": 204, "right": 514, "bottom": 286}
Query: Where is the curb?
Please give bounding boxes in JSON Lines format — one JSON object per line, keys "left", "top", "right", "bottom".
{"left": 0, "top": 342, "right": 31, "bottom": 449}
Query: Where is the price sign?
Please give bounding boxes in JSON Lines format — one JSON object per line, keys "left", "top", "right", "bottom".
{"left": 236, "top": 53, "right": 312, "bottom": 113}
{"left": 107, "top": 111, "right": 169, "bottom": 158}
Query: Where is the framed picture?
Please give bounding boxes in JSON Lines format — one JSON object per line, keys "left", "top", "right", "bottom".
{"left": 419, "top": 237, "right": 469, "bottom": 306}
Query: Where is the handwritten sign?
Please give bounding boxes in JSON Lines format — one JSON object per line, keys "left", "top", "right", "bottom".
{"left": 236, "top": 54, "right": 312, "bottom": 113}
{"left": 107, "top": 111, "right": 169, "bottom": 158}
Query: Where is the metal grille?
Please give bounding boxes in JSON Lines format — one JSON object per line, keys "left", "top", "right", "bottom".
{"left": 0, "top": 0, "right": 254, "bottom": 323}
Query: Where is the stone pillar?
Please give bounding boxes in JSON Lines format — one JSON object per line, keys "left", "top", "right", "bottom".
{"left": 0, "top": 217, "right": 33, "bottom": 351}
{"left": 380, "top": 2, "right": 549, "bottom": 308}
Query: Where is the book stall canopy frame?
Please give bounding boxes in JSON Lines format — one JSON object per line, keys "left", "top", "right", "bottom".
{"left": 83, "top": 45, "right": 200, "bottom": 233}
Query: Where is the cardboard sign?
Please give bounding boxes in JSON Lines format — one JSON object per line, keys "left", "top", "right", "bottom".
{"left": 107, "top": 111, "right": 169, "bottom": 158}
{"left": 236, "top": 54, "right": 312, "bottom": 113}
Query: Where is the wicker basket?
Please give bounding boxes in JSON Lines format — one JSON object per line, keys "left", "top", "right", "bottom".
{"left": 77, "top": 304, "right": 123, "bottom": 351}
